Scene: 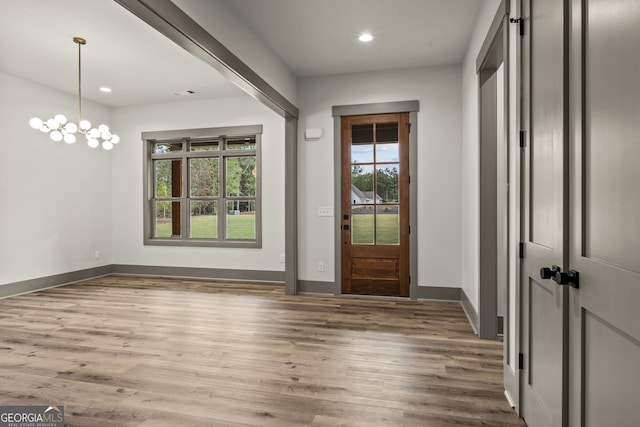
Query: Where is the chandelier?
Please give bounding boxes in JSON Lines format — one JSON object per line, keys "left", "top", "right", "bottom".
{"left": 29, "top": 37, "right": 120, "bottom": 150}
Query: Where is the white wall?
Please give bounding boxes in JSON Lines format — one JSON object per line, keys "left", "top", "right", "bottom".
{"left": 461, "top": 0, "right": 502, "bottom": 311}
{"left": 298, "top": 65, "right": 462, "bottom": 287}
{"left": 172, "top": 0, "right": 298, "bottom": 105}
{"left": 111, "top": 95, "right": 286, "bottom": 272}
{"left": 0, "top": 71, "right": 113, "bottom": 285}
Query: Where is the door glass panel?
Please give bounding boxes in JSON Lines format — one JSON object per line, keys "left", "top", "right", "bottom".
{"left": 376, "top": 164, "right": 399, "bottom": 203}
{"left": 351, "top": 124, "right": 374, "bottom": 163}
{"left": 376, "top": 142, "right": 399, "bottom": 163}
{"left": 351, "top": 164, "right": 374, "bottom": 204}
{"left": 190, "top": 201, "right": 217, "bottom": 238}
{"left": 190, "top": 158, "right": 219, "bottom": 197}
{"left": 376, "top": 122, "right": 398, "bottom": 143}
{"left": 376, "top": 205, "right": 399, "bottom": 245}
{"left": 352, "top": 143, "right": 373, "bottom": 164}
{"left": 351, "top": 206, "right": 374, "bottom": 244}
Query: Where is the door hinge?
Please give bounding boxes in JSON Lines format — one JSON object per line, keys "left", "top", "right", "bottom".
{"left": 519, "top": 242, "right": 525, "bottom": 259}
{"left": 518, "top": 352, "right": 524, "bottom": 370}
{"left": 510, "top": 17, "right": 524, "bottom": 36}
{"left": 408, "top": 122, "right": 412, "bottom": 133}
{"left": 519, "top": 130, "right": 526, "bottom": 148}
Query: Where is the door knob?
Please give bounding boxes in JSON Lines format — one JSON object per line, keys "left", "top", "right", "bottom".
{"left": 540, "top": 266, "right": 579, "bottom": 289}
{"left": 552, "top": 270, "right": 580, "bottom": 289}
{"left": 540, "top": 266, "right": 560, "bottom": 280}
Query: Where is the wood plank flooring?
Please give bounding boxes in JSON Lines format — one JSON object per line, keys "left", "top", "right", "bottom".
{"left": 0, "top": 276, "right": 526, "bottom": 426}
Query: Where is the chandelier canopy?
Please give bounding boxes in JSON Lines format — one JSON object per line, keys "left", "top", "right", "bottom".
{"left": 29, "top": 37, "right": 119, "bottom": 150}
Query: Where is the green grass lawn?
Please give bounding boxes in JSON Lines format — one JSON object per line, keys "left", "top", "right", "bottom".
{"left": 156, "top": 212, "right": 395, "bottom": 244}
{"left": 352, "top": 213, "right": 399, "bottom": 245}
{"left": 156, "top": 214, "right": 255, "bottom": 239}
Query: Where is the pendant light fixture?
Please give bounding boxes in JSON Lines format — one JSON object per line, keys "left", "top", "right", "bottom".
{"left": 29, "top": 37, "right": 119, "bottom": 150}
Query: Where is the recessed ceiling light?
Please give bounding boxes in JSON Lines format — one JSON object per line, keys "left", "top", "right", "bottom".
{"left": 358, "top": 33, "right": 373, "bottom": 42}
{"left": 99, "top": 87, "right": 112, "bottom": 93}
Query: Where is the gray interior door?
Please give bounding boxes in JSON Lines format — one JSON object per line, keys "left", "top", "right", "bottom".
{"left": 520, "top": 0, "right": 567, "bottom": 425}
{"left": 568, "top": 1, "right": 640, "bottom": 425}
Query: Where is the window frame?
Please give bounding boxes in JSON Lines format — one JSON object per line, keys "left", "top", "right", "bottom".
{"left": 142, "top": 125, "right": 262, "bottom": 248}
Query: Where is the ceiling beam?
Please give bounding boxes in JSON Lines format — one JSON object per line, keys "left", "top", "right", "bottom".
{"left": 114, "top": 0, "right": 298, "bottom": 119}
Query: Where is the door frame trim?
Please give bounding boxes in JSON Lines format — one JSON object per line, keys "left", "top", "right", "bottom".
{"left": 332, "top": 101, "right": 419, "bottom": 298}
{"left": 476, "top": 0, "right": 511, "bottom": 341}
{"left": 477, "top": 0, "right": 522, "bottom": 414}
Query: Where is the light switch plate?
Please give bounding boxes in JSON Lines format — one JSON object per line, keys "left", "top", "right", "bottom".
{"left": 318, "top": 207, "right": 333, "bottom": 217}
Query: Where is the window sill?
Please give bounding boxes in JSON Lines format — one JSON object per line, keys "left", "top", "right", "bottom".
{"left": 144, "top": 238, "right": 262, "bottom": 249}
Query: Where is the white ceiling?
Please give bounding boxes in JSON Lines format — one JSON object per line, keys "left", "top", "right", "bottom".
{"left": 0, "top": 0, "right": 483, "bottom": 107}
{"left": 223, "top": 0, "right": 483, "bottom": 77}
{"left": 0, "top": 0, "right": 245, "bottom": 107}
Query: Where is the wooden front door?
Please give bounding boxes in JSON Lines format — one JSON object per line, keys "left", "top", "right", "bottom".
{"left": 341, "top": 113, "right": 409, "bottom": 296}
{"left": 520, "top": 0, "right": 567, "bottom": 425}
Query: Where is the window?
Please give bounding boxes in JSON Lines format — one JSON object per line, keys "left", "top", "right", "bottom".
{"left": 143, "top": 125, "right": 262, "bottom": 247}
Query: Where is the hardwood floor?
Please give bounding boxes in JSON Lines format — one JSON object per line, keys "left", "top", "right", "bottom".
{"left": 0, "top": 276, "right": 526, "bottom": 426}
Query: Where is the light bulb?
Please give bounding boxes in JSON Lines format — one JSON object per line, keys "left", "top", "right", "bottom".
{"left": 79, "top": 120, "right": 91, "bottom": 130}
{"left": 54, "top": 114, "right": 67, "bottom": 125}
{"left": 65, "top": 123, "right": 78, "bottom": 134}
{"left": 98, "top": 124, "right": 109, "bottom": 133}
{"left": 64, "top": 133, "right": 76, "bottom": 144}
{"left": 89, "top": 128, "right": 100, "bottom": 138}
{"left": 110, "top": 135, "right": 120, "bottom": 144}
{"left": 29, "top": 117, "right": 43, "bottom": 129}
{"left": 46, "top": 118, "right": 58, "bottom": 129}
{"left": 102, "top": 140, "right": 113, "bottom": 150}
{"left": 50, "top": 131, "right": 63, "bottom": 142}
{"left": 87, "top": 138, "right": 100, "bottom": 148}
{"left": 101, "top": 131, "right": 112, "bottom": 140}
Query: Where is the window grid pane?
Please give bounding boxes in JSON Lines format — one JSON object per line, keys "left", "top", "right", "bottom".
{"left": 190, "top": 201, "right": 217, "bottom": 238}
{"left": 191, "top": 140, "right": 219, "bottom": 151}
{"left": 225, "top": 156, "right": 256, "bottom": 197}
{"left": 146, "top": 127, "right": 261, "bottom": 247}
{"left": 154, "top": 142, "right": 183, "bottom": 153}
{"left": 154, "top": 159, "right": 174, "bottom": 198}
{"left": 226, "top": 137, "right": 256, "bottom": 150}
{"left": 226, "top": 200, "right": 256, "bottom": 240}
{"left": 190, "top": 158, "right": 219, "bottom": 197}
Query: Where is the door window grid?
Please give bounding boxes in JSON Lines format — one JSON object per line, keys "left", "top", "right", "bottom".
{"left": 350, "top": 122, "right": 400, "bottom": 245}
